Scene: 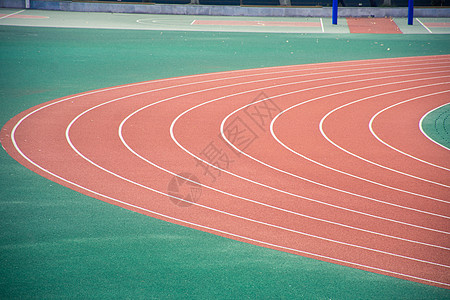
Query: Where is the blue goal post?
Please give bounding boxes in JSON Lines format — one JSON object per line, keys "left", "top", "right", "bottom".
{"left": 332, "top": 0, "right": 414, "bottom": 26}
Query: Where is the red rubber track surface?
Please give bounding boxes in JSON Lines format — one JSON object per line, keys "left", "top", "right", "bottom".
{"left": 346, "top": 18, "right": 403, "bottom": 34}
{"left": 424, "top": 22, "right": 450, "bottom": 28}
{"left": 1, "top": 55, "right": 449, "bottom": 289}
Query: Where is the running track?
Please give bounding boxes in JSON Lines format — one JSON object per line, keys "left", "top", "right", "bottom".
{"left": 1, "top": 55, "right": 449, "bottom": 289}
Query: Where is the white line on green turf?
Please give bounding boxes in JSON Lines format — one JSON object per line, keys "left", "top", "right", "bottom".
{"left": 0, "top": 9, "right": 25, "bottom": 20}
{"left": 416, "top": 18, "right": 432, "bottom": 34}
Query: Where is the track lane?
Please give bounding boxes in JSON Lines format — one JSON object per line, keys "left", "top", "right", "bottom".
{"left": 1, "top": 55, "right": 449, "bottom": 289}
{"left": 319, "top": 87, "right": 450, "bottom": 187}
{"left": 270, "top": 77, "right": 450, "bottom": 202}
{"left": 370, "top": 96, "right": 450, "bottom": 170}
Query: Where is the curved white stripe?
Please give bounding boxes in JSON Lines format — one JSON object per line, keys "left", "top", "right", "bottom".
{"left": 267, "top": 79, "right": 450, "bottom": 205}
{"left": 369, "top": 92, "right": 450, "bottom": 171}
{"left": 11, "top": 101, "right": 450, "bottom": 288}
{"left": 178, "top": 74, "right": 450, "bottom": 213}
{"left": 65, "top": 84, "right": 450, "bottom": 269}
{"left": 119, "top": 96, "right": 450, "bottom": 251}
{"left": 59, "top": 91, "right": 450, "bottom": 272}
{"left": 173, "top": 73, "right": 450, "bottom": 220}
{"left": 7, "top": 56, "right": 450, "bottom": 288}
{"left": 318, "top": 86, "right": 450, "bottom": 188}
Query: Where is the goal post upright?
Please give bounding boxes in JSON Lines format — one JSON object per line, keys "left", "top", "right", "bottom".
{"left": 332, "top": 0, "right": 338, "bottom": 25}
{"left": 408, "top": 0, "right": 414, "bottom": 25}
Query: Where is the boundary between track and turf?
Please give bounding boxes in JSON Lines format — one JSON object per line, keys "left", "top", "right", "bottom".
{"left": 419, "top": 103, "right": 450, "bottom": 151}
{"left": 71, "top": 58, "right": 450, "bottom": 285}
{"left": 5, "top": 55, "right": 450, "bottom": 289}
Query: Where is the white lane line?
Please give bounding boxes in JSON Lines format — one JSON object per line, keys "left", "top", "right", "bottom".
{"left": 171, "top": 72, "right": 450, "bottom": 219}
{"left": 9, "top": 109, "right": 450, "bottom": 287}
{"left": 119, "top": 97, "right": 450, "bottom": 251}
{"left": 265, "top": 77, "right": 450, "bottom": 205}
{"left": 64, "top": 87, "right": 450, "bottom": 270}
{"left": 56, "top": 66, "right": 449, "bottom": 254}
{"left": 320, "top": 18, "right": 324, "bottom": 33}
{"left": 11, "top": 58, "right": 450, "bottom": 234}
{"left": 213, "top": 72, "right": 450, "bottom": 208}
{"left": 370, "top": 92, "right": 450, "bottom": 171}
{"left": 12, "top": 109, "right": 450, "bottom": 288}
{"left": 9, "top": 58, "right": 450, "bottom": 288}
{"left": 416, "top": 18, "right": 433, "bottom": 34}
{"left": 319, "top": 85, "right": 450, "bottom": 188}
{"left": 419, "top": 103, "right": 450, "bottom": 151}
{"left": 0, "top": 10, "right": 25, "bottom": 20}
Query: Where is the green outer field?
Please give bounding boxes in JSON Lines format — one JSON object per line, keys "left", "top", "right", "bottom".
{"left": 421, "top": 103, "right": 450, "bottom": 149}
{"left": 1, "top": 25, "right": 450, "bottom": 299}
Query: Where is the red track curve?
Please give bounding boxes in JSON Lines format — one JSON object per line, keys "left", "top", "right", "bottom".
{"left": 1, "top": 55, "right": 449, "bottom": 289}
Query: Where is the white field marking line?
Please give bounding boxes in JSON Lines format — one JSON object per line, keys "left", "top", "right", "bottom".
{"left": 9, "top": 64, "right": 450, "bottom": 288}
{"left": 8, "top": 51, "right": 418, "bottom": 136}
{"left": 9, "top": 116, "right": 450, "bottom": 289}
{"left": 174, "top": 72, "right": 450, "bottom": 222}
{"left": 66, "top": 118, "right": 450, "bottom": 270}
{"left": 7, "top": 57, "right": 448, "bottom": 215}
{"left": 68, "top": 75, "right": 450, "bottom": 259}
{"left": 216, "top": 80, "right": 450, "bottom": 234}
{"left": 190, "top": 20, "right": 196, "bottom": 25}
{"left": 171, "top": 76, "right": 450, "bottom": 246}
{"left": 137, "top": 18, "right": 193, "bottom": 26}
{"left": 416, "top": 18, "right": 433, "bottom": 34}
{"left": 319, "top": 85, "right": 450, "bottom": 188}
{"left": 212, "top": 73, "right": 450, "bottom": 215}
{"left": 119, "top": 102, "right": 450, "bottom": 250}
{"left": 65, "top": 97, "right": 450, "bottom": 269}
{"left": 7, "top": 59, "right": 447, "bottom": 245}
{"left": 37, "top": 57, "right": 444, "bottom": 130}
{"left": 9, "top": 59, "right": 450, "bottom": 230}
{"left": 267, "top": 78, "right": 450, "bottom": 206}
{"left": 420, "top": 103, "right": 450, "bottom": 151}
{"left": 370, "top": 92, "right": 450, "bottom": 171}
{"left": 320, "top": 18, "right": 324, "bottom": 33}
{"left": 0, "top": 10, "right": 25, "bottom": 20}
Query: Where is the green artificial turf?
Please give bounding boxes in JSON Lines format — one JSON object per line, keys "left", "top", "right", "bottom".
{"left": 421, "top": 103, "right": 450, "bottom": 149}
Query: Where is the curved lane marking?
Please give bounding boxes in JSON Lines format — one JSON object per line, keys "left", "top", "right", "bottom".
{"left": 6, "top": 55, "right": 450, "bottom": 288}
{"left": 318, "top": 86, "right": 450, "bottom": 188}
{"left": 171, "top": 72, "right": 450, "bottom": 221}
{"left": 266, "top": 78, "right": 450, "bottom": 204}
{"left": 369, "top": 92, "right": 450, "bottom": 171}
{"left": 119, "top": 86, "right": 450, "bottom": 250}
{"left": 65, "top": 69, "right": 450, "bottom": 270}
